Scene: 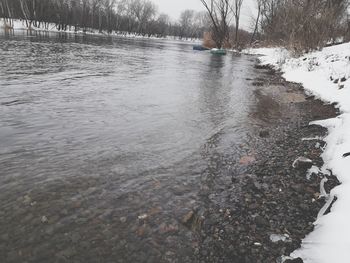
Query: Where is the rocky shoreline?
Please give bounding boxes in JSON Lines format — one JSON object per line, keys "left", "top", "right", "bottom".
{"left": 192, "top": 60, "right": 340, "bottom": 263}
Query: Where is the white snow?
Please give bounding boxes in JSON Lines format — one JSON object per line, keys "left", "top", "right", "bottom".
{"left": 306, "top": 166, "right": 321, "bottom": 180}
{"left": 270, "top": 234, "right": 291, "bottom": 243}
{"left": 244, "top": 43, "right": 350, "bottom": 263}
{"left": 302, "top": 136, "right": 324, "bottom": 141}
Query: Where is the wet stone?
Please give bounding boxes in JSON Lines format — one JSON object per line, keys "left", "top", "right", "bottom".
{"left": 285, "top": 258, "right": 304, "bottom": 263}
{"left": 253, "top": 82, "right": 264, "bottom": 86}
{"left": 182, "top": 211, "right": 195, "bottom": 225}
{"left": 259, "top": 130, "right": 270, "bottom": 138}
{"left": 41, "top": 216, "right": 49, "bottom": 224}
{"left": 293, "top": 157, "right": 313, "bottom": 170}
{"left": 159, "top": 222, "right": 179, "bottom": 234}
{"left": 23, "top": 195, "right": 32, "bottom": 205}
{"left": 70, "top": 233, "right": 81, "bottom": 243}
{"left": 255, "top": 216, "right": 269, "bottom": 227}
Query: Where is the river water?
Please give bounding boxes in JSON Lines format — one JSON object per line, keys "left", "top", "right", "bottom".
{"left": 0, "top": 31, "right": 271, "bottom": 262}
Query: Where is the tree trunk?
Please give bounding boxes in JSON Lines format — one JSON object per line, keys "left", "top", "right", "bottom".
{"left": 250, "top": 5, "right": 261, "bottom": 44}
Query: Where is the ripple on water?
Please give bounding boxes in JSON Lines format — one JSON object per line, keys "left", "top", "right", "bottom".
{"left": 0, "top": 31, "right": 263, "bottom": 262}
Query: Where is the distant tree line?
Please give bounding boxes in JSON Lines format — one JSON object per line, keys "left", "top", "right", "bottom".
{"left": 0, "top": 0, "right": 210, "bottom": 39}
{"left": 252, "top": 0, "right": 350, "bottom": 52}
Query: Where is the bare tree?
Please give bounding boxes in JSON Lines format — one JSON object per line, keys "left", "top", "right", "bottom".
{"left": 179, "top": 10, "right": 195, "bottom": 39}
{"left": 250, "top": 0, "right": 263, "bottom": 44}
{"left": 259, "top": 0, "right": 350, "bottom": 51}
{"left": 199, "top": 0, "right": 232, "bottom": 48}
{"left": 154, "top": 13, "right": 170, "bottom": 37}
{"left": 130, "top": 0, "right": 156, "bottom": 35}
{"left": 103, "top": 0, "right": 115, "bottom": 33}
{"left": 231, "top": 0, "right": 243, "bottom": 46}
{"left": 0, "top": 0, "right": 14, "bottom": 27}
{"left": 192, "top": 11, "right": 210, "bottom": 38}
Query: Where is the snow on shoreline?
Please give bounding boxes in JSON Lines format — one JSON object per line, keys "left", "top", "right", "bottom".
{"left": 244, "top": 44, "right": 350, "bottom": 263}
{"left": 0, "top": 18, "right": 201, "bottom": 43}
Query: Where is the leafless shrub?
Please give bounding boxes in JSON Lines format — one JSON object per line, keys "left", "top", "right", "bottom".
{"left": 256, "top": 0, "right": 350, "bottom": 52}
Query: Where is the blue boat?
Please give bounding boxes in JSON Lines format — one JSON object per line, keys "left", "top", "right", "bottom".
{"left": 193, "top": 45, "right": 210, "bottom": 51}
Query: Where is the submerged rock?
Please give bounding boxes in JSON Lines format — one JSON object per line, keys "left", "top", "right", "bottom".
{"left": 23, "top": 195, "right": 32, "bottom": 205}
{"left": 41, "top": 216, "right": 49, "bottom": 224}
{"left": 181, "top": 211, "right": 194, "bottom": 225}
{"left": 259, "top": 130, "right": 270, "bottom": 138}
{"left": 255, "top": 215, "right": 269, "bottom": 227}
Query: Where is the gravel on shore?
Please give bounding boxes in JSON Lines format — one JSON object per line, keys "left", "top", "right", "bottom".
{"left": 192, "top": 61, "right": 339, "bottom": 263}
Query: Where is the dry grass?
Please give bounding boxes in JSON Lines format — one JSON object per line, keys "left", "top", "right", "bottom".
{"left": 203, "top": 32, "right": 218, "bottom": 49}
{"left": 203, "top": 32, "right": 232, "bottom": 48}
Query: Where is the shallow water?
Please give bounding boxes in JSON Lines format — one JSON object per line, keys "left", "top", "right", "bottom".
{"left": 0, "top": 31, "right": 267, "bottom": 262}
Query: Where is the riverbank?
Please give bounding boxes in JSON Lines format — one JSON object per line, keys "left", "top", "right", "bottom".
{"left": 0, "top": 32, "right": 345, "bottom": 263}
{"left": 244, "top": 43, "right": 350, "bottom": 263}
{"left": 0, "top": 18, "right": 200, "bottom": 42}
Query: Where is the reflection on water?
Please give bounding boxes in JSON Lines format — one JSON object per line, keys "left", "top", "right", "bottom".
{"left": 0, "top": 30, "right": 262, "bottom": 262}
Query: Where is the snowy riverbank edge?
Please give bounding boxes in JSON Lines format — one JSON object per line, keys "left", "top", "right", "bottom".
{"left": 0, "top": 18, "right": 201, "bottom": 43}
{"left": 244, "top": 44, "right": 350, "bottom": 263}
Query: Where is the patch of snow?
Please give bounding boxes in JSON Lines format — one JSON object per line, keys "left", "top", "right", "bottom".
{"left": 301, "top": 136, "right": 324, "bottom": 141}
{"left": 248, "top": 42, "right": 350, "bottom": 263}
{"left": 270, "top": 234, "right": 291, "bottom": 243}
{"left": 319, "top": 177, "right": 329, "bottom": 198}
{"left": 316, "top": 193, "right": 335, "bottom": 220}
{"left": 306, "top": 166, "right": 321, "bottom": 180}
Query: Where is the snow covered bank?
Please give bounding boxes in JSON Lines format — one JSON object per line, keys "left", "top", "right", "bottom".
{"left": 245, "top": 44, "right": 350, "bottom": 263}
{"left": 0, "top": 18, "right": 201, "bottom": 43}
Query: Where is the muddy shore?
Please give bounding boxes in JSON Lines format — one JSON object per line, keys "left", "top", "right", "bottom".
{"left": 192, "top": 60, "right": 340, "bottom": 263}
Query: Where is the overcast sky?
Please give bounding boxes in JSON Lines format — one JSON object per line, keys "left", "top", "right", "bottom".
{"left": 153, "top": 0, "right": 257, "bottom": 30}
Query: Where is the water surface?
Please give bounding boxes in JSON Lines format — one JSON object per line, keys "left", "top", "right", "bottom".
{"left": 0, "top": 31, "right": 262, "bottom": 262}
